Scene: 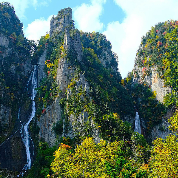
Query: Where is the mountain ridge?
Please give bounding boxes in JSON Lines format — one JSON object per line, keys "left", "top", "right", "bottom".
{"left": 0, "top": 3, "right": 177, "bottom": 177}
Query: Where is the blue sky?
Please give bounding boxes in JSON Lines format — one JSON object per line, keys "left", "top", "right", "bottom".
{"left": 4, "top": 0, "right": 178, "bottom": 78}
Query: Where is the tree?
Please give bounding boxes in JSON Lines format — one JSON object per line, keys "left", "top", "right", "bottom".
{"left": 148, "top": 110, "right": 178, "bottom": 177}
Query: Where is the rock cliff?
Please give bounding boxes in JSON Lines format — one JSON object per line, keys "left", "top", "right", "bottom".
{"left": 37, "top": 8, "right": 101, "bottom": 146}
{"left": 0, "top": 2, "right": 34, "bottom": 172}
{"left": 132, "top": 20, "right": 178, "bottom": 141}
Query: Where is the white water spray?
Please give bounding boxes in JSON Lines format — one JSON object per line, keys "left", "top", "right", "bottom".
{"left": 21, "top": 65, "right": 37, "bottom": 170}
{"left": 134, "top": 112, "right": 141, "bottom": 134}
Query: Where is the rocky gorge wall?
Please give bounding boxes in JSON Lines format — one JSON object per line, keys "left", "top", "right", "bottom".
{"left": 37, "top": 98, "right": 62, "bottom": 147}
{"left": 133, "top": 65, "right": 172, "bottom": 103}
{"left": 0, "top": 3, "right": 34, "bottom": 171}
{"left": 37, "top": 7, "right": 101, "bottom": 146}
{"left": 133, "top": 64, "right": 174, "bottom": 141}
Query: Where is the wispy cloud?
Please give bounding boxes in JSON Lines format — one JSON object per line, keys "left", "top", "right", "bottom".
{"left": 103, "top": 0, "right": 178, "bottom": 78}
{"left": 32, "top": 0, "right": 38, "bottom": 9}
{"left": 73, "top": 0, "right": 106, "bottom": 32}
{"left": 7, "top": 0, "right": 29, "bottom": 19}
{"left": 24, "top": 15, "right": 52, "bottom": 42}
{"left": 7, "top": 0, "right": 50, "bottom": 19}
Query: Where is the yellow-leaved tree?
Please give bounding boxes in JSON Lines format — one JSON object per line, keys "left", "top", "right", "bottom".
{"left": 148, "top": 110, "right": 178, "bottom": 178}
{"left": 49, "top": 137, "right": 121, "bottom": 177}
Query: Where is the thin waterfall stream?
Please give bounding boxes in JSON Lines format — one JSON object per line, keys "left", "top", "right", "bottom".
{"left": 20, "top": 65, "right": 37, "bottom": 173}
{"left": 134, "top": 112, "right": 141, "bottom": 134}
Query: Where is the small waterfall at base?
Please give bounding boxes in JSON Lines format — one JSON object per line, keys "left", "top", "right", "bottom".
{"left": 18, "top": 65, "right": 37, "bottom": 176}
{"left": 134, "top": 112, "right": 141, "bottom": 134}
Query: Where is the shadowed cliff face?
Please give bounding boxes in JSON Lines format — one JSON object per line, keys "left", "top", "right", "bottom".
{"left": 130, "top": 20, "right": 178, "bottom": 142}
{"left": 35, "top": 7, "right": 135, "bottom": 147}
{"left": 1, "top": 3, "right": 177, "bottom": 175}
{"left": 0, "top": 75, "right": 36, "bottom": 172}
{"left": 0, "top": 2, "right": 35, "bottom": 172}
{"left": 0, "top": 131, "right": 26, "bottom": 172}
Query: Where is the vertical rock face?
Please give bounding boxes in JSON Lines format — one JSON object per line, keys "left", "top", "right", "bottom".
{"left": 57, "top": 29, "right": 83, "bottom": 92}
{"left": 38, "top": 98, "right": 62, "bottom": 147}
{"left": 133, "top": 63, "right": 173, "bottom": 142}
{"left": 0, "top": 2, "right": 34, "bottom": 171}
{"left": 0, "top": 105, "right": 12, "bottom": 139}
{"left": 150, "top": 109, "right": 175, "bottom": 141}
{"left": 0, "top": 34, "right": 9, "bottom": 49}
{"left": 50, "top": 7, "right": 73, "bottom": 37}
{"left": 37, "top": 50, "right": 47, "bottom": 86}
{"left": 37, "top": 8, "right": 101, "bottom": 146}
{"left": 133, "top": 65, "right": 171, "bottom": 103}
{"left": 0, "top": 131, "right": 26, "bottom": 172}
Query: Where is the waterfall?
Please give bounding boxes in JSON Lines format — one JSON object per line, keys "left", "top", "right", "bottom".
{"left": 21, "top": 65, "right": 37, "bottom": 171}
{"left": 134, "top": 112, "right": 141, "bottom": 134}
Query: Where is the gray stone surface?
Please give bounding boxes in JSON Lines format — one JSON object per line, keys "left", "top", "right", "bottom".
{"left": 38, "top": 98, "right": 62, "bottom": 147}
{"left": 37, "top": 50, "right": 47, "bottom": 86}
{"left": 37, "top": 8, "right": 101, "bottom": 145}
{"left": 0, "top": 34, "right": 9, "bottom": 47}
{"left": 50, "top": 7, "right": 73, "bottom": 37}
{"left": 0, "top": 105, "right": 12, "bottom": 137}
{"left": 133, "top": 65, "right": 172, "bottom": 103}
{"left": 150, "top": 109, "right": 175, "bottom": 141}
{"left": 133, "top": 63, "right": 174, "bottom": 141}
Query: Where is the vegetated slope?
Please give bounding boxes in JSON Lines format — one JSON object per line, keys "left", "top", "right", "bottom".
{"left": 79, "top": 31, "right": 135, "bottom": 118}
{"left": 122, "top": 20, "right": 178, "bottom": 140}
{"left": 0, "top": 2, "right": 35, "bottom": 142}
{"left": 25, "top": 23, "right": 136, "bottom": 176}
{"left": 28, "top": 18, "right": 177, "bottom": 178}
{"left": 34, "top": 29, "right": 135, "bottom": 143}
{"left": 135, "top": 20, "right": 178, "bottom": 107}
{"left": 46, "top": 21, "right": 178, "bottom": 178}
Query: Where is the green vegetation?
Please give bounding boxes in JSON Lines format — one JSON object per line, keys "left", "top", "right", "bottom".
{"left": 124, "top": 77, "right": 166, "bottom": 135}
{"left": 0, "top": 2, "right": 35, "bottom": 143}
{"left": 29, "top": 20, "right": 177, "bottom": 178}
{"left": 148, "top": 110, "right": 178, "bottom": 177}
{"left": 49, "top": 135, "right": 149, "bottom": 178}
{"left": 26, "top": 142, "right": 57, "bottom": 178}
{"left": 0, "top": 2, "right": 22, "bottom": 36}
{"left": 135, "top": 20, "right": 178, "bottom": 108}
{"left": 35, "top": 33, "right": 62, "bottom": 118}
{"left": 0, "top": 3, "right": 178, "bottom": 177}
{"left": 70, "top": 31, "right": 135, "bottom": 119}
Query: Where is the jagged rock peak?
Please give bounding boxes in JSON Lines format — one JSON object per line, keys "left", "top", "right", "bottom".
{"left": 50, "top": 7, "right": 74, "bottom": 36}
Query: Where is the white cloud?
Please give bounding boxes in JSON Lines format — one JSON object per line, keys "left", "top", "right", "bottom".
{"left": 102, "top": 0, "right": 178, "bottom": 78}
{"left": 32, "top": 0, "right": 38, "bottom": 9}
{"left": 24, "top": 15, "right": 52, "bottom": 42}
{"left": 7, "top": 0, "right": 29, "bottom": 19}
{"left": 73, "top": 0, "right": 106, "bottom": 32}
{"left": 6, "top": 0, "right": 50, "bottom": 19}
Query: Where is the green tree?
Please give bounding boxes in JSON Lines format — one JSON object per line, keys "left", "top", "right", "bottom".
{"left": 148, "top": 110, "right": 178, "bottom": 177}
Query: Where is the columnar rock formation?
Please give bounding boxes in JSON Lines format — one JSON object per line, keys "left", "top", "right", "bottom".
{"left": 37, "top": 7, "right": 100, "bottom": 146}
{"left": 50, "top": 7, "right": 73, "bottom": 37}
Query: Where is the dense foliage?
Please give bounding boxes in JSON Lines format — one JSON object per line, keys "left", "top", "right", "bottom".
{"left": 35, "top": 33, "right": 62, "bottom": 117}
{"left": 1, "top": 4, "right": 178, "bottom": 177}
{"left": 0, "top": 2, "right": 23, "bottom": 36}
{"left": 135, "top": 20, "right": 178, "bottom": 107}
{"left": 0, "top": 2, "right": 35, "bottom": 143}
{"left": 49, "top": 133, "right": 150, "bottom": 178}
{"left": 26, "top": 142, "right": 57, "bottom": 178}
{"left": 148, "top": 110, "right": 178, "bottom": 177}
{"left": 80, "top": 31, "right": 118, "bottom": 70}
{"left": 123, "top": 76, "right": 166, "bottom": 135}
{"left": 70, "top": 31, "right": 135, "bottom": 119}
{"left": 30, "top": 19, "right": 178, "bottom": 178}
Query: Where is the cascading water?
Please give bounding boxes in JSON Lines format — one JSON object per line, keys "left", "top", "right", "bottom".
{"left": 134, "top": 112, "right": 141, "bottom": 134}
{"left": 21, "top": 65, "right": 37, "bottom": 172}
